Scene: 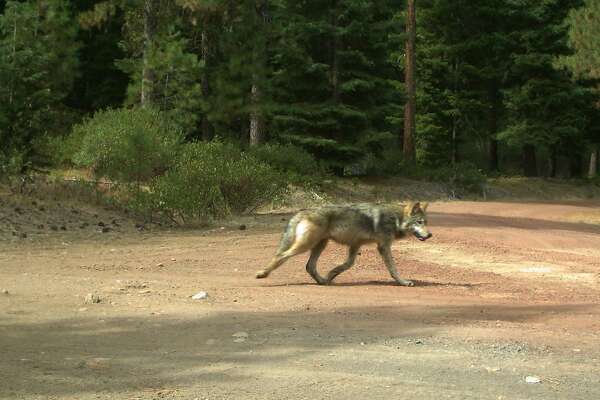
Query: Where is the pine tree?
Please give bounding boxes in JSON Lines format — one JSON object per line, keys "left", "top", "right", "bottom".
{"left": 560, "top": 0, "right": 600, "bottom": 177}
{"left": 500, "top": 0, "right": 590, "bottom": 177}
{"left": 270, "top": 0, "right": 404, "bottom": 171}
{"left": 0, "top": 0, "right": 79, "bottom": 158}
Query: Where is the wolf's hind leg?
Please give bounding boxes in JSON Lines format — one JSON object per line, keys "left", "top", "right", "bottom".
{"left": 256, "top": 253, "right": 293, "bottom": 279}
{"left": 377, "top": 243, "right": 414, "bottom": 287}
{"left": 326, "top": 245, "right": 359, "bottom": 284}
{"left": 256, "top": 220, "right": 325, "bottom": 279}
{"left": 305, "top": 239, "right": 328, "bottom": 285}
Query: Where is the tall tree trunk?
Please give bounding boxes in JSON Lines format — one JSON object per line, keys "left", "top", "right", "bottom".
{"left": 9, "top": 16, "right": 17, "bottom": 105}
{"left": 522, "top": 144, "right": 537, "bottom": 177}
{"left": 488, "top": 85, "right": 500, "bottom": 172}
{"left": 403, "top": 0, "right": 416, "bottom": 164}
{"left": 249, "top": 1, "right": 268, "bottom": 147}
{"left": 200, "top": 23, "right": 213, "bottom": 141}
{"left": 549, "top": 145, "right": 558, "bottom": 178}
{"left": 330, "top": 0, "right": 340, "bottom": 104}
{"left": 569, "top": 146, "right": 582, "bottom": 178}
{"left": 141, "top": 0, "right": 158, "bottom": 107}
{"left": 451, "top": 59, "right": 459, "bottom": 166}
{"left": 451, "top": 118, "right": 458, "bottom": 166}
{"left": 249, "top": 82, "right": 264, "bottom": 146}
{"left": 588, "top": 145, "right": 598, "bottom": 178}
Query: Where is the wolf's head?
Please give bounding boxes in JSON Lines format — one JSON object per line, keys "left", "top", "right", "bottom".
{"left": 397, "top": 202, "right": 432, "bottom": 241}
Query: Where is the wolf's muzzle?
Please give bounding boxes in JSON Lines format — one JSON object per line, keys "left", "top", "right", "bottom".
{"left": 415, "top": 232, "right": 432, "bottom": 241}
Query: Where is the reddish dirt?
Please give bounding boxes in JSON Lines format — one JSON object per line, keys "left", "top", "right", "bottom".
{"left": 1, "top": 200, "right": 600, "bottom": 399}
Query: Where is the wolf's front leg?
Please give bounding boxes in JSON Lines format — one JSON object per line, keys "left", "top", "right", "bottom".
{"left": 305, "top": 239, "right": 328, "bottom": 285}
{"left": 326, "top": 245, "right": 359, "bottom": 284}
{"left": 377, "top": 243, "right": 414, "bottom": 287}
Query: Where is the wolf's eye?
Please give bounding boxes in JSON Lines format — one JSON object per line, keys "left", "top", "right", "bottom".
{"left": 417, "top": 220, "right": 424, "bottom": 225}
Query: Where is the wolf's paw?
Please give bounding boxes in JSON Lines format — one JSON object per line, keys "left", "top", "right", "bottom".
{"left": 397, "top": 279, "right": 414, "bottom": 287}
{"left": 256, "top": 270, "right": 269, "bottom": 279}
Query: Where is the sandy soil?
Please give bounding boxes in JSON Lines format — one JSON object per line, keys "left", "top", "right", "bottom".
{"left": 1, "top": 200, "right": 600, "bottom": 399}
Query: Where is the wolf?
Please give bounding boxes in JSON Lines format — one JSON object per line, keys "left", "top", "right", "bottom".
{"left": 256, "top": 202, "right": 432, "bottom": 286}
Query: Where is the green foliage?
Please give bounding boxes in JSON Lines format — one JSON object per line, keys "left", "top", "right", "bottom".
{"left": 430, "top": 162, "right": 486, "bottom": 194}
{"left": 270, "top": 1, "right": 404, "bottom": 166}
{"left": 0, "top": 149, "right": 27, "bottom": 180}
{"left": 117, "top": 29, "right": 204, "bottom": 135}
{"left": 560, "top": 0, "right": 600, "bottom": 80}
{"left": 0, "top": 0, "right": 79, "bottom": 158}
{"left": 404, "top": 161, "right": 486, "bottom": 194}
{"left": 151, "top": 141, "right": 288, "bottom": 220}
{"left": 73, "top": 107, "right": 183, "bottom": 184}
{"left": 365, "top": 147, "right": 404, "bottom": 176}
{"left": 247, "top": 143, "right": 326, "bottom": 181}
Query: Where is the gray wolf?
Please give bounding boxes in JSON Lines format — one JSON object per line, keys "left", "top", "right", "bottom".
{"left": 256, "top": 202, "right": 432, "bottom": 286}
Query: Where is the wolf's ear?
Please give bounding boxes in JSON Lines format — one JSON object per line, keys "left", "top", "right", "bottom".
{"left": 404, "top": 202, "right": 415, "bottom": 217}
{"left": 411, "top": 202, "right": 422, "bottom": 215}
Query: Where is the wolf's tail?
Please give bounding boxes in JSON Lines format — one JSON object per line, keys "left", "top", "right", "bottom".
{"left": 276, "top": 215, "right": 300, "bottom": 255}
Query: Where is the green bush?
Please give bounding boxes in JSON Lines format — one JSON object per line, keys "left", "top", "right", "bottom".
{"left": 365, "top": 147, "right": 404, "bottom": 176}
{"left": 32, "top": 128, "right": 87, "bottom": 168}
{"left": 73, "top": 107, "right": 183, "bottom": 184}
{"left": 0, "top": 150, "right": 27, "bottom": 180}
{"left": 421, "top": 162, "right": 486, "bottom": 194}
{"left": 151, "top": 141, "right": 288, "bottom": 220}
{"left": 248, "top": 143, "right": 326, "bottom": 181}
{"left": 395, "top": 160, "right": 486, "bottom": 194}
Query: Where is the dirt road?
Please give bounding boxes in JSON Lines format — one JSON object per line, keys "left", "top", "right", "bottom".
{"left": 1, "top": 201, "right": 600, "bottom": 399}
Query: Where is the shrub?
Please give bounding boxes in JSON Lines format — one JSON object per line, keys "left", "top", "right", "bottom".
{"left": 73, "top": 107, "right": 183, "bottom": 184}
{"left": 151, "top": 141, "right": 287, "bottom": 220}
{"left": 419, "top": 161, "right": 486, "bottom": 194}
{"left": 365, "top": 147, "right": 404, "bottom": 176}
{"left": 247, "top": 143, "right": 324, "bottom": 178}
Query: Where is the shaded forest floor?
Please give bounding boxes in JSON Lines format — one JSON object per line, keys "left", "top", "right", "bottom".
{"left": 1, "top": 179, "right": 600, "bottom": 399}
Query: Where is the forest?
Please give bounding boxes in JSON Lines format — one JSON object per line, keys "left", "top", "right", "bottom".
{"left": 1, "top": 0, "right": 600, "bottom": 217}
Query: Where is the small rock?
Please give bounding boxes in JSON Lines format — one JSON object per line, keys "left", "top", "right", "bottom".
{"left": 50, "top": 225, "right": 58, "bottom": 231}
{"left": 192, "top": 291, "right": 208, "bottom": 300}
{"left": 232, "top": 331, "right": 249, "bottom": 338}
{"left": 414, "top": 339, "right": 424, "bottom": 345}
{"left": 60, "top": 225, "right": 67, "bottom": 231}
{"left": 84, "top": 293, "right": 102, "bottom": 304}
{"left": 101, "top": 227, "right": 111, "bottom": 233}
{"left": 78, "top": 307, "right": 88, "bottom": 312}
{"left": 171, "top": 257, "right": 176, "bottom": 261}
{"left": 138, "top": 290, "right": 151, "bottom": 294}
{"left": 525, "top": 376, "right": 541, "bottom": 384}
{"left": 85, "top": 357, "right": 111, "bottom": 370}
{"left": 2, "top": 289, "right": 9, "bottom": 295}
{"left": 98, "top": 221, "right": 105, "bottom": 227}
{"left": 233, "top": 338, "right": 246, "bottom": 343}
{"left": 239, "top": 224, "right": 247, "bottom": 230}
{"left": 111, "top": 219, "right": 119, "bottom": 226}
{"left": 38, "top": 206, "right": 45, "bottom": 212}
{"left": 19, "top": 232, "right": 27, "bottom": 239}
{"left": 37, "top": 224, "right": 45, "bottom": 229}
{"left": 31, "top": 200, "right": 37, "bottom": 206}
{"left": 156, "top": 263, "right": 164, "bottom": 267}
{"left": 14, "top": 207, "right": 22, "bottom": 214}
